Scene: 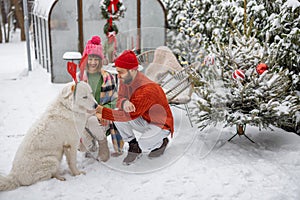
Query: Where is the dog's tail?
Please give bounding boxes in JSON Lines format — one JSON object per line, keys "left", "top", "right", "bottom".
{"left": 0, "top": 173, "right": 20, "bottom": 191}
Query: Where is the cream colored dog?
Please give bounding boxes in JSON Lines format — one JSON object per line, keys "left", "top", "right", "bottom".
{"left": 0, "top": 81, "right": 97, "bottom": 191}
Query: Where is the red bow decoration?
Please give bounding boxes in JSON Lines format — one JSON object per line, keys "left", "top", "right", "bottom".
{"left": 108, "top": 17, "right": 113, "bottom": 27}
{"left": 67, "top": 62, "right": 78, "bottom": 83}
{"left": 108, "top": 0, "right": 119, "bottom": 15}
{"left": 108, "top": 0, "right": 119, "bottom": 27}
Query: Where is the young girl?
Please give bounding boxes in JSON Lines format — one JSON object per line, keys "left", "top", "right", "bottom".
{"left": 78, "top": 35, "right": 123, "bottom": 161}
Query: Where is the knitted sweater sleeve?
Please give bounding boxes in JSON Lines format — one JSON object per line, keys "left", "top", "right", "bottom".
{"left": 102, "top": 84, "right": 162, "bottom": 122}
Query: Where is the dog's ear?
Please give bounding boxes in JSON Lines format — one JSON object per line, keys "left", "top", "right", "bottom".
{"left": 61, "top": 83, "right": 75, "bottom": 98}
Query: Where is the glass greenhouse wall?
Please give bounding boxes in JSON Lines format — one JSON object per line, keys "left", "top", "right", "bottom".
{"left": 32, "top": 0, "right": 166, "bottom": 83}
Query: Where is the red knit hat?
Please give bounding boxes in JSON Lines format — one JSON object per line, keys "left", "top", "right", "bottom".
{"left": 82, "top": 36, "right": 104, "bottom": 59}
{"left": 115, "top": 50, "right": 138, "bottom": 70}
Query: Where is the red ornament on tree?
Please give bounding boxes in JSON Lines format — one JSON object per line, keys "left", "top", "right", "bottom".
{"left": 256, "top": 63, "right": 268, "bottom": 75}
{"left": 232, "top": 69, "right": 245, "bottom": 80}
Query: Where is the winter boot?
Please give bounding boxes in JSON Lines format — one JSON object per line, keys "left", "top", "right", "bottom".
{"left": 97, "top": 137, "right": 110, "bottom": 162}
{"left": 123, "top": 138, "right": 142, "bottom": 165}
{"left": 148, "top": 138, "right": 169, "bottom": 158}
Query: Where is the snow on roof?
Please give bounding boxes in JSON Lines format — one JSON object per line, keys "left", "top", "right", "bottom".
{"left": 32, "top": 0, "right": 57, "bottom": 19}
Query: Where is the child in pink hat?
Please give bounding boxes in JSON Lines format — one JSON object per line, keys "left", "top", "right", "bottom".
{"left": 77, "top": 36, "right": 123, "bottom": 161}
{"left": 82, "top": 35, "right": 104, "bottom": 59}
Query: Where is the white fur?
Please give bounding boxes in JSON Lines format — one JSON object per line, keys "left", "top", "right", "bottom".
{"left": 0, "top": 81, "right": 97, "bottom": 191}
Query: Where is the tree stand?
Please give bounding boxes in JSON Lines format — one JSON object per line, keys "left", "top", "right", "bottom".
{"left": 228, "top": 124, "right": 255, "bottom": 143}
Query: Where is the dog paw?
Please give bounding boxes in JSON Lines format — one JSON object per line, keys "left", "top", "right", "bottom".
{"left": 96, "top": 156, "right": 109, "bottom": 162}
{"left": 73, "top": 170, "right": 86, "bottom": 176}
{"left": 53, "top": 174, "right": 66, "bottom": 181}
{"left": 80, "top": 171, "right": 86, "bottom": 175}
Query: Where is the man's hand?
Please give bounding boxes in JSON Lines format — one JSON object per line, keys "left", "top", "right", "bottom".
{"left": 95, "top": 105, "right": 104, "bottom": 114}
{"left": 95, "top": 105, "right": 108, "bottom": 126}
{"left": 123, "top": 100, "right": 136, "bottom": 112}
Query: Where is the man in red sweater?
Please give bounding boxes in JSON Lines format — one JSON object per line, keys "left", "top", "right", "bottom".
{"left": 95, "top": 50, "right": 174, "bottom": 165}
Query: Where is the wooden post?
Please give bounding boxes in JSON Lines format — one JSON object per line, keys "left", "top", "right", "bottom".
{"left": 11, "top": 0, "right": 25, "bottom": 41}
{"left": 77, "top": 0, "right": 83, "bottom": 53}
{"left": 137, "top": 0, "right": 141, "bottom": 54}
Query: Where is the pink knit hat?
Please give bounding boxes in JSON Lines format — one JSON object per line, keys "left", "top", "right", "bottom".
{"left": 82, "top": 36, "right": 104, "bottom": 59}
{"left": 114, "top": 50, "right": 138, "bottom": 70}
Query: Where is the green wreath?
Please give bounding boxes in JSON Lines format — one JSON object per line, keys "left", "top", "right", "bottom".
{"left": 100, "top": 0, "right": 126, "bottom": 20}
{"left": 103, "top": 21, "right": 119, "bottom": 35}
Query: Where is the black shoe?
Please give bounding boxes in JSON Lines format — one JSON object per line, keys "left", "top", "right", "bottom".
{"left": 148, "top": 138, "right": 169, "bottom": 158}
{"left": 123, "top": 139, "right": 142, "bottom": 165}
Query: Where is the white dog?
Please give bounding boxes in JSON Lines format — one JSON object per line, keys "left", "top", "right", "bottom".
{"left": 0, "top": 81, "right": 97, "bottom": 191}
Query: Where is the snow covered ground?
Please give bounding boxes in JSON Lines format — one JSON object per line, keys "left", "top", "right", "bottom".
{"left": 0, "top": 39, "right": 300, "bottom": 200}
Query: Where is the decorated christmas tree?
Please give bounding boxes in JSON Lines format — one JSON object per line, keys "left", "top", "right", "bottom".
{"left": 163, "top": 0, "right": 299, "bottom": 89}
{"left": 192, "top": 28, "right": 300, "bottom": 136}
{"left": 160, "top": 0, "right": 300, "bottom": 135}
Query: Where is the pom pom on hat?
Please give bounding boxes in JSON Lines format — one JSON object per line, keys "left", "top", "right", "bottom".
{"left": 114, "top": 50, "right": 138, "bottom": 70}
{"left": 82, "top": 35, "right": 104, "bottom": 59}
{"left": 91, "top": 35, "right": 101, "bottom": 45}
